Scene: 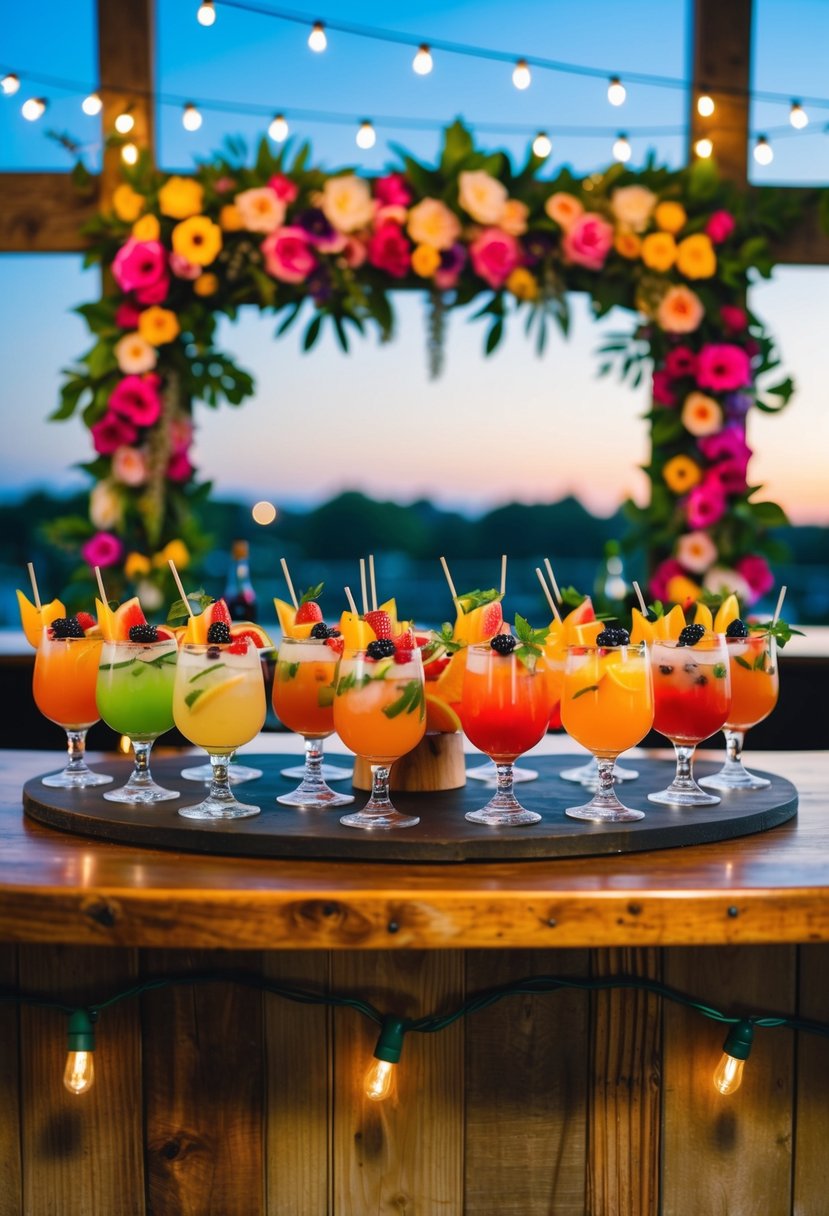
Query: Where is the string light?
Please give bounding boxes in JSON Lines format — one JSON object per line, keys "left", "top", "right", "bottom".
{"left": 308, "top": 21, "right": 327, "bottom": 52}
{"left": 114, "top": 110, "right": 135, "bottom": 134}
{"left": 607, "top": 76, "right": 626, "bottom": 106}
{"left": 356, "top": 119, "right": 376, "bottom": 149}
{"left": 196, "top": 0, "right": 216, "bottom": 26}
{"left": 21, "top": 97, "right": 46, "bottom": 121}
{"left": 789, "top": 101, "right": 808, "bottom": 129}
{"left": 81, "top": 91, "right": 102, "bottom": 116}
{"left": 697, "top": 94, "right": 715, "bottom": 117}
{"left": 412, "top": 44, "right": 433, "bottom": 75}
{"left": 512, "top": 59, "right": 531, "bottom": 90}
{"left": 365, "top": 1018, "right": 406, "bottom": 1101}
{"left": 532, "top": 131, "right": 552, "bottom": 158}
{"left": 612, "top": 132, "right": 631, "bottom": 162}
{"left": 694, "top": 137, "right": 713, "bottom": 159}
{"left": 121, "top": 142, "right": 139, "bottom": 165}
{"left": 182, "top": 102, "right": 203, "bottom": 131}
{"left": 63, "top": 1010, "right": 96, "bottom": 1096}
{"left": 753, "top": 135, "right": 774, "bottom": 165}
{"left": 268, "top": 112, "right": 289, "bottom": 142}
{"left": 713, "top": 1020, "right": 754, "bottom": 1095}
{"left": 1, "top": 73, "right": 21, "bottom": 95}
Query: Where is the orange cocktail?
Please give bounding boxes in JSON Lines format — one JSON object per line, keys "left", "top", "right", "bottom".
{"left": 32, "top": 626, "right": 113, "bottom": 788}
{"left": 700, "top": 630, "right": 779, "bottom": 792}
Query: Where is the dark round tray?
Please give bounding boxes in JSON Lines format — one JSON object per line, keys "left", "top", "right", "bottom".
{"left": 22, "top": 754, "right": 797, "bottom": 863}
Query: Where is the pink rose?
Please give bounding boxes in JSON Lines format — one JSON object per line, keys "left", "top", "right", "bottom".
{"left": 469, "top": 228, "right": 520, "bottom": 288}
{"left": 90, "top": 411, "right": 138, "bottom": 455}
{"left": 720, "top": 304, "right": 748, "bottom": 333}
{"left": 652, "top": 369, "right": 677, "bottom": 406}
{"left": 115, "top": 303, "right": 141, "bottom": 329}
{"left": 111, "top": 445, "right": 148, "bottom": 487}
{"left": 215, "top": 176, "right": 236, "bottom": 193}
{"left": 366, "top": 222, "right": 411, "bottom": 278}
{"left": 735, "top": 554, "right": 774, "bottom": 601}
{"left": 268, "top": 173, "right": 299, "bottom": 204}
{"left": 82, "top": 531, "right": 124, "bottom": 569}
{"left": 261, "top": 226, "right": 318, "bottom": 283}
{"left": 109, "top": 374, "right": 162, "bottom": 427}
{"left": 705, "top": 210, "right": 736, "bottom": 244}
{"left": 698, "top": 425, "right": 752, "bottom": 466}
{"left": 696, "top": 344, "right": 752, "bottom": 392}
{"left": 664, "top": 346, "right": 698, "bottom": 379}
{"left": 167, "top": 451, "right": 194, "bottom": 482}
{"left": 112, "top": 239, "right": 166, "bottom": 294}
{"left": 562, "top": 213, "right": 614, "bottom": 271}
{"left": 135, "top": 274, "right": 170, "bottom": 305}
{"left": 169, "top": 252, "right": 201, "bottom": 280}
{"left": 649, "top": 557, "right": 686, "bottom": 602}
{"left": 685, "top": 475, "right": 727, "bottom": 529}
{"left": 375, "top": 174, "right": 412, "bottom": 208}
{"left": 169, "top": 417, "right": 194, "bottom": 455}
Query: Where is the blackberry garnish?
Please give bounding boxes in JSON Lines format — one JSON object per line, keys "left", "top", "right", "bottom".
{"left": 596, "top": 626, "right": 630, "bottom": 647}
{"left": 50, "top": 616, "right": 84, "bottom": 639}
{"left": 725, "top": 619, "right": 749, "bottom": 638}
{"left": 310, "top": 622, "right": 331, "bottom": 639}
{"left": 678, "top": 623, "right": 706, "bottom": 647}
{"left": 207, "top": 622, "right": 231, "bottom": 644}
{"left": 490, "top": 633, "right": 517, "bottom": 655}
{"left": 129, "top": 623, "right": 158, "bottom": 643}
{"left": 206, "top": 645, "right": 222, "bottom": 660}
{"left": 366, "top": 638, "right": 396, "bottom": 660}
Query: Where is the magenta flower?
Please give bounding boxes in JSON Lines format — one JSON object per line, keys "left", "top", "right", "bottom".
{"left": 736, "top": 554, "right": 774, "bottom": 601}
{"left": 685, "top": 475, "right": 727, "bottom": 529}
{"left": 112, "top": 238, "right": 167, "bottom": 294}
{"left": 720, "top": 304, "right": 748, "bottom": 333}
{"left": 664, "top": 346, "right": 698, "bottom": 379}
{"left": 81, "top": 531, "right": 124, "bottom": 569}
{"left": 652, "top": 369, "right": 677, "bottom": 406}
{"left": 561, "top": 212, "right": 614, "bottom": 271}
{"left": 169, "top": 252, "right": 201, "bottom": 280}
{"left": 167, "top": 451, "right": 194, "bottom": 483}
{"left": 705, "top": 210, "right": 736, "bottom": 244}
{"left": 168, "top": 417, "right": 194, "bottom": 455}
{"left": 469, "top": 228, "right": 520, "bottom": 288}
{"left": 262, "top": 226, "right": 318, "bottom": 283}
{"left": 711, "top": 457, "right": 750, "bottom": 494}
{"left": 135, "top": 274, "right": 170, "bottom": 305}
{"left": 375, "top": 173, "right": 412, "bottom": 208}
{"left": 435, "top": 243, "right": 467, "bottom": 290}
{"left": 267, "top": 173, "right": 299, "bottom": 204}
{"left": 90, "top": 411, "right": 138, "bottom": 455}
{"left": 109, "top": 374, "right": 162, "bottom": 428}
{"left": 698, "top": 425, "right": 752, "bottom": 466}
{"left": 366, "top": 222, "right": 412, "bottom": 279}
{"left": 115, "top": 303, "right": 141, "bottom": 329}
{"left": 649, "top": 557, "right": 686, "bottom": 602}
{"left": 696, "top": 344, "right": 752, "bottom": 392}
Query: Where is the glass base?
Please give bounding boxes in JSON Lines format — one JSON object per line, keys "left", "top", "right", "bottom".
{"left": 648, "top": 785, "right": 720, "bottom": 807}
{"left": 104, "top": 778, "right": 179, "bottom": 804}
{"left": 339, "top": 808, "right": 420, "bottom": 830}
{"left": 699, "top": 766, "right": 770, "bottom": 791}
{"left": 178, "top": 796, "right": 261, "bottom": 820}
{"left": 42, "top": 768, "right": 113, "bottom": 789}
{"left": 180, "top": 762, "right": 263, "bottom": 784}
{"left": 565, "top": 801, "right": 644, "bottom": 822}
{"left": 281, "top": 762, "right": 353, "bottom": 781}
{"left": 467, "top": 761, "right": 538, "bottom": 784}
{"left": 560, "top": 758, "right": 638, "bottom": 785}
{"left": 277, "top": 784, "right": 354, "bottom": 809}
{"left": 465, "top": 804, "right": 541, "bottom": 826}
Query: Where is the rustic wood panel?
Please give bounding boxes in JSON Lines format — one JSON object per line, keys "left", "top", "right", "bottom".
{"left": 142, "top": 949, "right": 265, "bottom": 1216}
{"left": 793, "top": 944, "right": 829, "bottom": 1215}
{"left": 464, "top": 948, "right": 590, "bottom": 1215}
{"left": 331, "top": 949, "right": 464, "bottom": 1214}
{"left": 263, "top": 950, "right": 332, "bottom": 1215}
{"left": 662, "top": 945, "right": 796, "bottom": 1215}
{"left": 0, "top": 944, "right": 20, "bottom": 1216}
{"left": 98, "top": 0, "right": 155, "bottom": 200}
{"left": 0, "top": 173, "right": 98, "bottom": 253}
{"left": 18, "top": 944, "right": 144, "bottom": 1215}
{"left": 587, "top": 947, "right": 662, "bottom": 1216}
{"left": 689, "top": 0, "right": 752, "bottom": 181}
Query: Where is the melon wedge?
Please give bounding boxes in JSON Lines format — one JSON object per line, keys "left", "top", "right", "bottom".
{"left": 432, "top": 647, "right": 468, "bottom": 708}
{"left": 275, "top": 596, "right": 315, "bottom": 640}
{"left": 337, "top": 611, "right": 374, "bottom": 650}
{"left": 629, "top": 607, "right": 658, "bottom": 646}
{"left": 693, "top": 601, "right": 714, "bottom": 631}
{"left": 713, "top": 594, "right": 741, "bottom": 634}
{"left": 95, "top": 597, "right": 116, "bottom": 642}
{"left": 453, "top": 599, "right": 503, "bottom": 645}
{"left": 17, "top": 591, "right": 66, "bottom": 649}
{"left": 657, "top": 603, "right": 687, "bottom": 641}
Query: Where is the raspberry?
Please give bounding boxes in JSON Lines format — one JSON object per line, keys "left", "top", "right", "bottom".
{"left": 395, "top": 627, "right": 416, "bottom": 649}
{"left": 310, "top": 622, "right": 331, "bottom": 639}
{"left": 596, "top": 626, "right": 630, "bottom": 647}
{"left": 295, "top": 600, "right": 323, "bottom": 624}
{"left": 726, "top": 619, "right": 749, "bottom": 638}
{"left": 50, "top": 616, "right": 84, "bottom": 639}
{"left": 76, "top": 611, "right": 96, "bottom": 633}
{"left": 326, "top": 635, "right": 344, "bottom": 655}
{"left": 207, "top": 622, "right": 231, "bottom": 644}
{"left": 678, "top": 624, "right": 706, "bottom": 647}
{"left": 490, "top": 633, "right": 516, "bottom": 655}
{"left": 129, "top": 623, "right": 159, "bottom": 643}
{"left": 365, "top": 609, "right": 392, "bottom": 639}
{"left": 394, "top": 649, "right": 414, "bottom": 664}
{"left": 366, "top": 638, "right": 396, "bottom": 660}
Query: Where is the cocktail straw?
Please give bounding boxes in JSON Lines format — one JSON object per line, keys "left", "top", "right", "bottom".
{"left": 27, "top": 562, "right": 41, "bottom": 610}
{"left": 439, "top": 555, "right": 459, "bottom": 605}
{"left": 168, "top": 560, "right": 194, "bottom": 618}
{"left": 93, "top": 566, "right": 108, "bottom": 606}
{"left": 772, "top": 585, "right": 787, "bottom": 625}
{"left": 543, "top": 558, "right": 562, "bottom": 604}
{"left": 344, "top": 586, "right": 359, "bottom": 616}
{"left": 535, "top": 567, "right": 561, "bottom": 622}
{"left": 359, "top": 558, "right": 368, "bottom": 615}
{"left": 368, "top": 553, "right": 378, "bottom": 612}
{"left": 279, "top": 557, "right": 298, "bottom": 609}
{"left": 632, "top": 581, "right": 648, "bottom": 615}
{"left": 500, "top": 554, "right": 507, "bottom": 597}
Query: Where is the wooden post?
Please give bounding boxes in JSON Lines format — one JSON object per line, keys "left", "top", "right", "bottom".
{"left": 97, "top": 0, "right": 155, "bottom": 202}
{"left": 689, "top": 0, "right": 753, "bottom": 183}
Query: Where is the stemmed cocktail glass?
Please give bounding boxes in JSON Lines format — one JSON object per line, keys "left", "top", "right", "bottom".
{"left": 33, "top": 625, "right": 113, "bottom": 788}
{"left": 700, "top": 630, "right": 779, "bottom": 791}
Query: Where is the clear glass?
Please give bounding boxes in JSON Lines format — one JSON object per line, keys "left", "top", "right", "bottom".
{"left": 96, "top": 638, "right": 179, "bottom": 803}
{"left": 559, "top": 755, "right": 640, "bottom": 785}
{"left": 173, "top": 642, "right": 266, "bottom": 819}
{"left": 648, "top": 635, "right": 731, "bottom": 807}
{"left": 466, "top": 760, "right": 538, "bottom": 784}
{"left": 272, "top": 637, "right": 353, "bottom": 809}
{"left": 700, "top": 632, "right": 779, "bottom": 792}
{"left": 181, "top": 759, "right": 263, "bottom": 783}
{"left": 459, "top": 644, "right": 553, "bottom": 826}
{"left": 334, "top": 649, "right": 426, "bottom": 830}
{"left": 560, "top": 643, "right": 653, "bottom": 821}
{"left": 280, "top": 760, "right": 352, "bottom": 781}
{"left": 32, "top": 630, "right": 113, "bottom": 788}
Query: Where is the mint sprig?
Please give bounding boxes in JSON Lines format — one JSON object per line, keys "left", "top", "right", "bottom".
{"left": 167, "top": 588, "right": 215, "bottom": 624}
{"left": 456, "top": 587, "right": 501, "bottom": 613}
{"left": 299, "top": 582, "right": 324, "bottom": 606}
{"left": 749, "top": 618, "right": 803, "bottom": 649}
{"left": 425, "top": 622, "right": 463, "bottom": 659}
{"left": 513, "top": 613, "right": 548, "bottom": 670}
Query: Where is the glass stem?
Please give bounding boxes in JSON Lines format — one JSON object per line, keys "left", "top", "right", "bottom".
{"left": 208, "top": 752, "right": 236, "bottom": 805}
{"left": 304, "top": 736, "right": 324, "bottom": 785}
{"left": 495, "top": 762, "right": 515, "bottom": 803}
{"left": 672, "top": 743, "right": 697, "bottom": 790}
{"left": 595, "top": 757, "right": 617, "bottom": 804}
{"left": 131, "top": 740, "right": 153, "bottom": 785}
{"left": 65, "top": 729, "right": 90, "bottom": 774}
{"left": 369, "top": 764, "right": 392, "bottom": 810}
{"left": 725, "top": 730, "right": 745, "bottom": 768}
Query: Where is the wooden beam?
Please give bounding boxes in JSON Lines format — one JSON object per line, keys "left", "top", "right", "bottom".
{"left": 689, "top": 0, "right": 753, "bottom": 183}
{"left": 0, "top": 173, "right": 97, "bottom": 252}
{"left": 98, "top": 0, "right": 155, "bottom": 201}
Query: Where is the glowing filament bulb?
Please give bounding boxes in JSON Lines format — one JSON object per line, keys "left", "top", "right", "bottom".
{"left": 790, "top": 102, "right": 808, "bottom": 129}
{"left": 269, "top": 113, "right": 288, "bottom": 142}
{"left": 64, "top": 1010, "right": 96, "bottom": 1096}
{"left": 121, "top": 142, "right": 139, "bottom": 165}
{"left": 607, "top": 76, "right": 626, "bottom": 106}
{"left": 365, "top": 1058, "right": 396, "bottom": 1101}
{"left": 512, "top": 59, "right": 531, "bottom": 90}
{"left": 1, "top": 73, "right": 21, "bottom": 95}
{"left": 713, "top": 1020, "right": 753, "bottom": 1096}
{"left": 82, "top": 92, "right": 102, "bottom": 116}
{"left": 356, "top": 120, "right": 376, "bottom": 149}
{"left": 713, "top": 1052, "right": 745, "bottom": 1095}
{"left": 308, "top": 21, "right": 327, "bottom": 52}
{"left": 532, "top": 131, "right": 552, "bottom": 159}
{"left": 753, "top": 135, "right": 773, "bottom": 165}
{"left": 694, "top": 137, "right": 713, "bottom": 159}
{"left": 612, "top": 133, "right": 631, "bottom": 163}
{"left": 365, "top": 1017, "right": 405, "bottom": 1102}
{"left": 413, "top": 44, "right": 433, "bottom": 75}
{"left": 697, "top": 94, "right": 715, "bottom": 117}
{"left": 115, "top": 111, "right": 135, "bottom": 134}
{"left": 182, "top": 102, "right": 202, "bottom": 131}
{"left": 197, "top": 0, "right": 216, "bottom": 25}
{"left": 21, "top": 97, "right": 46, "bottom": 121}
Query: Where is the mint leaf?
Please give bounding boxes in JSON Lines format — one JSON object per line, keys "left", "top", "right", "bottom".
{"left": 713, "top": 663, "right": 727, "bottom": 679}
{"left": 572, "top": 684, "right": 599, "bottom": 700}
{"left": 557, "top": 586, "right": 588, "bottom": 609}
{"left": 734, "top": 655, "right": 752, "bottom": 670}
{"left": 184, "top": 688, "right": 204, "bottom": 708}
{"left": 299, "top": 582, "right": 324, "bottom": 606}
{"left": 167, "top": 589, "right": 214, "bottom": 624}
{"left": 383, "top": 679, "right": 425, "bottom": 719}
{"left": 277, "top": 660, "right": 300, "bottom": 681}
{"left": 189, "top": 662, "right": 225, "bottom": 683}
{"left": 457, "top": 587, "right": 501, "bottom": 613}
{"left": 749, "top": 619, "right": 803, "bottom": 649}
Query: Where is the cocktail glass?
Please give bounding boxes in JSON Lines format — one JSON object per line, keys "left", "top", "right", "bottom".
{"left": 272, "top": 637, "right": 354, "bottom": 809}
{"left": 334, "top": 649, "right": 426, "bottom": 830}
{"left": 173, "top": 641, "right": 266, "bottom": 819}
{"left": 466, "top": 760, "right": 538, "bottom": 784}
{"left": 648, "top": 635, "right": 731, "bottom": 806}
{"left": 96, "top": 638, "right": 179, "bottom": 803}
{"left": 459, "top": 644, "right": 552, "bottom": 826}
{"left": 560, "top": 643, "right": 653, "bottom": 821}
{"left": 700, "top": 632, "right": 779, "bottom": 791}
{"left": 180, "top": 760, "right": 264, "bottom": 784}
{"left": 32, "top": 630, "right": 113, "bottom": 788}
{"left": 280, "top": 761, "right": 352, "bottom": 781}
{"left": 559, "top": 756, "right": 640, "bottom": 785}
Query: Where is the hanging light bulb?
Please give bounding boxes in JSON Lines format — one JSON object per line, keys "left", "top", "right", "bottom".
{"left": 713, "top": 1020, "right": 754, "bottom": 1095}
{"left": 365, "top": 1018, "right": 406, "bottom": 1102}
{"left": 412, "top": 44, "right": 433, "bottom": 75}
{"left": 21, "top": 97, "right": 46, "bottom": 122}
{"left": 268, "top": 113, "right": 289, "bottom": 142}
{"left": 512, "top": 59, "right": 531, "bottom": 90}
{"left": 121, "top": 142, "right": 139, "bottom": 166}
{"left": 182, "top": 102, "right": 202, "bottom": 131}
{"left": 753, "top": 135, "right": 773, "bottom": 165}
{"left": 612, "top": 133, "right": 631, "bottom": 163}
{"left": 196, "top": 0, "right": 216, "bottom": 25}
{"left": 356, "top": 120, "right": 376, "bottom": 150}
{"left": 1, "top": 73, "right": 21, "bottom": 95}
{"left": 607, "top": 76, "right": 626, "bottom": 106}
{"left": 115, "top": 110, "right": 135, "bottom": 134}
{"left": 81, "top": 91, "right": 103, "bottom": 116}
{"left": 532, "top": 131, "right": 552, "bottom": 159}
{"left": 789, "top": 101, "right": 808, "bottom": 129}
{"left": 694, "top": 137, "right": 713, "bottom": 159}
{"left": 697, "top": 94, "right": 715, "bottom": 118}
{"left": 308, "top": 21, "right": 327, "bottom": 52}
{"left": 64, "top": 1010, "right": 96, "bottom": 1096}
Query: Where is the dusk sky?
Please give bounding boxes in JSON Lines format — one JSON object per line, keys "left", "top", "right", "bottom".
{"left": 2, "top": 0, "right": 827, "bottom": 522}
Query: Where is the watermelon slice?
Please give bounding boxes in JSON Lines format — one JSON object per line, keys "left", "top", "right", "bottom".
{"left": 229, "top": 622, "right": 273, "bottom": 649}
{"left": 111, "top": 597, "right": 147, "bottom": 641}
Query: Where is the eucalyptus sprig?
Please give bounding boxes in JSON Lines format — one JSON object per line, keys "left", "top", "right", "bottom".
{"left": 514, "top": 613, "right": 549, "bottom": 670}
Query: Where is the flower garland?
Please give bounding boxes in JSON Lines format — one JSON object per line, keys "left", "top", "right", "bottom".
{"left": 54, "top": 121, "right": 797, "bottom": 606}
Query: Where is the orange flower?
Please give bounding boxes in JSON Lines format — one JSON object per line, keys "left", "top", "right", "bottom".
{"left": 663, "top": 454, "right": 702, "bottom": 494}
{"left": 158, "top": 176, "right": 204, "bottom": 220}
{"left": 666, "top": 574, "right": 702, "bottom": 605}
{"left": 171, "top": 215, "right": 223, "bottom": 267}
{"left": 410, "top": 244, "right": 441, "bottom": 278}
{"left": 506, "top": 267, "right": 539, "bottom": 301}
{"left": 112, "top": 184, "right": 144, "bottom": 223}
{"left": 657, "top": 285, "right": 704, "bottom": 333}
{"left": 614, "top": 230, "right": 642, "bottom": 259}
{"left": 654, "top": 201, "right": 687, "bottom": 234}
{"left": 132, "top": 213, "right": 160, "bottom": 242}
{"left": 194, "top": 273, "right": 219, "bottom": 296}
{"left": 641, "top": 232, "right": 677, "bottom": 272}
{"left": 219, "top": 204, "right": 244, "bottom": 232}
{"left": 544, "top": 192, "right": 584, "bottom": 230}
{"left": 681, "top": 391, "right": 723, "bottom": 436}
{"left": 676, "top": 233, "right": 716, "bottom": 279}
{"left": 138, "top": 306, "right": 180, "bottom": 346}
{"left": 125, "top": 552, "right": 152, "bottom": 580}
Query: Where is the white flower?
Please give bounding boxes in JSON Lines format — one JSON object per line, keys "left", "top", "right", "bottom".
{"left": 89, "top": 480, "right": 123, "bottom": 530}
{"left": 703, "top": 565, "right": 752, "bottom": 602}
{"left": 114, "top": 332, "right": 157, "bottom": 374}
{"left": 235, "top": 187, "right": 286, "bottom": 234}
{"left": 320, "top": 175, "right": 375, "bottom": 233}
{"left": 137, "top": 579, "right": 164, "bottom": 612}
{"left": 458, "top": 170, "right": 508, "bottom": 225}
{"left": 676, "top": 531, "right": 718, "bottom": 574}
{"left": 611, "top": 185, "right": 657, "bottom": 233}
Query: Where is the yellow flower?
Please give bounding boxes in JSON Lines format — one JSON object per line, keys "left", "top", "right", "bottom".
{"left": 125, "top": 552, "right": 152, "bottom": 580}
{"left": 506, "top": 267, "right": 539, "bottom": 301}
{"left": 171, "top": 215, "right": 223, "bottom": 267}
{"left": 663, "top": 454, "right": 702, "bottom": 494}
{"left": 112, "top": 184, "right": 145, "bottom": 223}
{"left": 410, "top": 244, "right": 441, "bottom": 278}
{"left": 194, "top": 273, "right": 219, "bottom": 296}
{"left": 154, "top": 539, "right": 190, "bottom": 569}
{"left": 676, "top": 233, "right": 717, "bottom": 280}
{"left": 614, "top": 230, "right": 642, "bottom": 259}
{"left": 158, "top": 175, "right": 204, "bottom": 220}
{"left": 655, "top": 201, "right": 687, "bottom": 234}
{"left": 138, "top": 306, "right": 180, "bottom": 346}
{"left": 219, "top": 203, "right": 244, "bottom": 231}
{"left": 641, "top": 232, "right": 677, "bottom": 272}
{"left": 666, "top": 574, "right": 702, "bottom": 605}
{"left": 132, "top": 213, "right": 160, "bottom": 242}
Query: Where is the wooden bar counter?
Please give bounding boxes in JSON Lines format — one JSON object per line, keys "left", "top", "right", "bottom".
{"left": 1, "top": 746, "right": 827, "bottom": 1215}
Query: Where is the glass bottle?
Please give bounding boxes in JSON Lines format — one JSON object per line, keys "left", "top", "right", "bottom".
{"left": 224, "top": 539, "right": 257, "bottom": 622}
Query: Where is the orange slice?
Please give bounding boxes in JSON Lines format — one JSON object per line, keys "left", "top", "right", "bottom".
{"left": 425, "top": 693, "right": 462, "bottom": 733}
{"left": 713, "top": 593, "right": 741, "bottom": 634}
{"left": 570, "top": 621, "right": 604, "bottom": 646}
{"left": 17, "top": 591, "right": 66, "bottom": 649}
{"left": 693, "top": 601, "right": 714, "bottom": 631}
{"left": 432, "top": 647, "right": 467, "bottom": 706}
{"left": 604, "top": 655, "right": 647, "bottom": 693}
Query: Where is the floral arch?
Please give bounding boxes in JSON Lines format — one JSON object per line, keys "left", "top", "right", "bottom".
{"left": 55, "top": 121, "right": 794, "bottom": 607}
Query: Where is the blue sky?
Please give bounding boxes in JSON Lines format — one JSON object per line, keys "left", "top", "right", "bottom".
{"left": 1, "top": 0, "right": 827, "bottom": 521}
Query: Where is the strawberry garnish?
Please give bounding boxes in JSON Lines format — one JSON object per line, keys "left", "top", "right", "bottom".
{"left": 326, "top": 634, "right": 344, "bottom": 655}
{"left": 76, "top": 611, "right": 96, "bottom": 633}
{"left": 295, "top": 600, "right": 323, "bottom": 624}
{"left": 365, "top": 609, "right": 392, "bottom": 638}
{"left": 209, "top": 598, "right": 232, "bottom": 627}
{"left": 480, "top": 601, "right": 504, "bottom": 639}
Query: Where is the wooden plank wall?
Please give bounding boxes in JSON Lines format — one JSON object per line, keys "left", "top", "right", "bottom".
{"left": 1, "top": 942, "right": 826, "bottom": 1214}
